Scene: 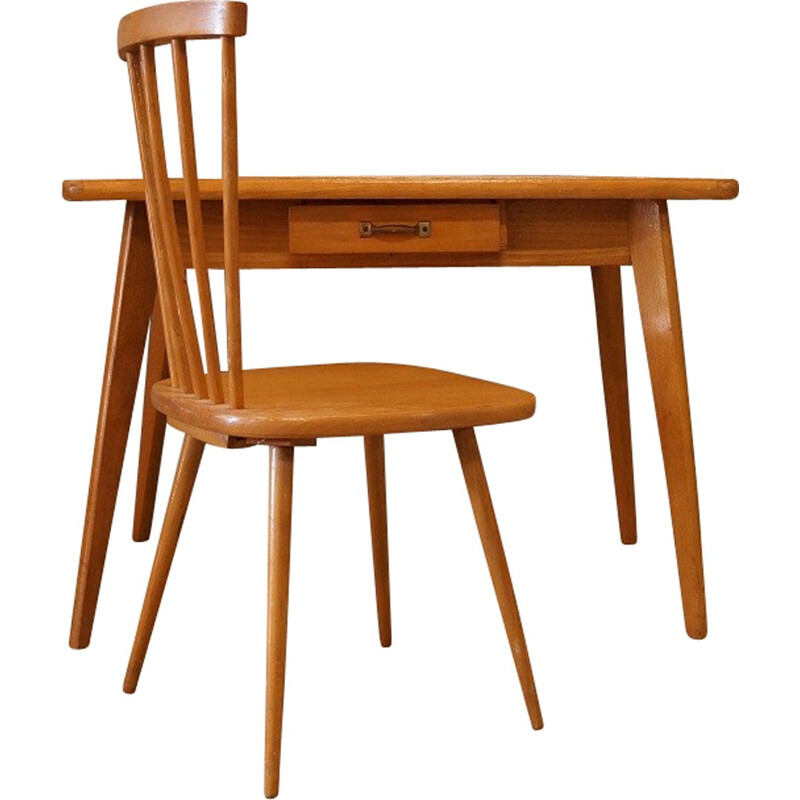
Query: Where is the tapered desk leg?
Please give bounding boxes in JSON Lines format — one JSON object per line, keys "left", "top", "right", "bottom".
{"left": 591, "top": 265, "right": 637, "bottom": 544}
{"left": 629, "top": 200, "right": 707, "bottom": 639}
{"left": 132, "top": 294, "right": 169, "bottom": 542}
{"left": 70, "top": 201, "right": 157, "bottom": 649}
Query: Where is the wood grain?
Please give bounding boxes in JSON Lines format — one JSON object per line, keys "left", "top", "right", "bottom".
{"left": 364, "top": 435, "right": 391, "bottom": 647}
{"left": 151, "top": 362, "right": 536, "bottom": 440}
{"left": 591, "top": 266, "right": 637, "bottom": 545}
{"left": 179, "top": 198, "right": 631, "bottom": 268}
{"left": 289, "top": 203, "right": 501, "bottom": 254}
{"left": 118, "top": 1, "right": 247, "bottom": 58}
{"left": 139, "top": 43, "right": 206, "bottom": 397}
{"left": 127, "top": 20, "right": 246, "bottom": 409}
{"left": 74, "top": 6, "right": 735, "bottom": 797}
{"left": 172, "top": 38, "right": 225, "bottom": 402}
{"left": 63, "top": 175, "right": 740, "bottom": 202}
{"left": 70, "top": 201, "right": 157, "bottom": 649}
{"left": 222, "top": 34, "right": 243, "bottom": 406}
{"left": 265, "top": 446, "right": 294, "bottom": 799}
{"left": 132, "top": 293, "right": 170, "bottom": 542}
{"left": 629, "top": 200, "right": 707, "bottom": 639}
{"left": 126, "top": 53, "right": 187, "bottom": 389}
{"left": 453, "top": 428, "right": 543, "bottom": 730}
{"left": 124, "top": 434, "right": 205, "bottom": 693}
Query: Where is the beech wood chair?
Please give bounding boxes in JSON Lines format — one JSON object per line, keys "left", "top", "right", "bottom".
{"left": 117, "top": 2, "right": 543, "bottom": 796}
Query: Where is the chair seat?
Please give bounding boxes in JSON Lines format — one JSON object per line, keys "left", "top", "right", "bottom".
{"left": 152, "top": 362, "right": 535, "bottom": 441}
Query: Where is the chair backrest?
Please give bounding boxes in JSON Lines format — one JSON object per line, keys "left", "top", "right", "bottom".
{"left": 118, "top": 1, "right": 248, "bottom": 407}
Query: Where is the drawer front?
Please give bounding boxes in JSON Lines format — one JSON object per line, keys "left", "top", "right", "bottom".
{"left": 289, "top": 203, "right": 501, "bottom": 254}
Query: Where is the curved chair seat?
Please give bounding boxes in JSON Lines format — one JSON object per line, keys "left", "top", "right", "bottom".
{"left": 152, "top": 362, "right": 536, "bottom": 441}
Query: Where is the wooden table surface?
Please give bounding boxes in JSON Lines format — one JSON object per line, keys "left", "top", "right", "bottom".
{"left": 63, "top": 174, "right": 739, "bottom": 202}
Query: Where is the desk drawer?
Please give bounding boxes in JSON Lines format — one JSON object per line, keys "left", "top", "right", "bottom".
{"left": 288, "top": 203, "right": 501, "bottom": 254}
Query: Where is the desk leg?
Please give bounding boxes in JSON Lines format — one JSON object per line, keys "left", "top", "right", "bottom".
{"left": 132, "top": 294, "right": 169, "bottom": 542}
{"left": 629, "top": 200, "right": 707, "bottom": 639}
{"left": 591, "top": 265, "right": 637, "bottom": 545}
{"left": 70, "top": 201, "right": 157, "bottom": 649}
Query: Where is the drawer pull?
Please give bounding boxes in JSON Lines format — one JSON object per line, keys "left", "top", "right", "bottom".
{"left": 359, "top": 220, "right": 431, "bottom": 238}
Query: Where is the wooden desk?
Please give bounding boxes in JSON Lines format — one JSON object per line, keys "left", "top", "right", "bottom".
{"left": 63, "top": 175, "right": 738, "bottom": 647}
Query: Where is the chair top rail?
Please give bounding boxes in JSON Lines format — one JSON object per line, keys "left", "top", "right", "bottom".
{"left": 118, "top": 1, "right": 247, "bottom": 59}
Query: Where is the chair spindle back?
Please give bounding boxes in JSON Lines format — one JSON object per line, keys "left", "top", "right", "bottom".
{"left": 118, "top": 1, "right": 248, "bottom": 406}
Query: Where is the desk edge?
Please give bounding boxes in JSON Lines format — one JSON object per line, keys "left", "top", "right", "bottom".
{"left": 62, "top": 176, "right": 740, "bottom": 202}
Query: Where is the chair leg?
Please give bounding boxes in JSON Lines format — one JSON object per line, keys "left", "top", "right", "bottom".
{"left": 123, "top": 435, "right": 205, "bottom": 694}
{"left": 364, "top": 435, "right": 392, "bottom": 647}
{"left": 591, "top": 265, "right": 637, "bottom": 545}
{"left": 453, "top": 427, "right": 543, "bottom": 730}
{"left": 265, "top": 446, "right": 294, "bottom": 799}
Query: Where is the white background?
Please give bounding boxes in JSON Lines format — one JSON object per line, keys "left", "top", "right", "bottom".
{"left": 1, "top": 1, "right": 798, "bottom": 798}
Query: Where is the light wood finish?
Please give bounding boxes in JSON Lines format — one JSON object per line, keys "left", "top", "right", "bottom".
{"left": 69, "top": 195, "right": 744, "bottom": 269}
{"left": 186, "top": 198, "right": 634, "bottom": 268}
{"left": 70, "top": 201, "right": 157, "bottom": 649}
{"left": 168, "top": 413, "right": 315, "bottom": 449}
{"left": 125, "top": 5, "right": 247, "bottom": 407}
{"left": 123, "top": 434, "right": 205, "bottom": 693}
{"left": 453, "top": 428, "right": 543, "bottom": 730}
{"left": 132, "top": 293, "right": 170, "bottom": 542}
{"left": 63, "top": 175, "right": 739, "bottom": 202}
{"left": 364, "top": 435, "right": 391, "bottom": 647}
{"left": 69, "top": 185, "right": 732, "bottom": 652}
{"left": 222, "top": 34, "right": 244, "bottom": 407}
{"left": 265, "top": 446, "right": 294, "bottom": 799}
{"left": 289, "top": 203, "right": 501, "bottom": 254}
{"left": 137, "top": 44, "right": 206, "bottom": 396}
{"left": 151, "top": 363, "right": 536, "bottom": 440}
{"left": 117, "top": 1, "right": 247, "bottom": 57}
{"left": 128, "top": 51, "right": 185, "bottom": 389}
{"left": 629, "top": 200, "right": 706, "bottom": 639}
{"left": 109, "top": 7, "right": 543, "bottom": 797}
{"left": 172, "top": 38, "right": 225, "bottom": 403}
{"left": 164, "top": 414, "right": 253, "bottom": 448}
{"left": 591, "top": 266, "right": 637, "bottom": 545}
{"left": 65, "top": 2, "right": 737, "bottom": 795}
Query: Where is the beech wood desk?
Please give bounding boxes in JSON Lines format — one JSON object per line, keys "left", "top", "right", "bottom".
{"left": 63, "top": 174, "right": 738, "bottom": 648}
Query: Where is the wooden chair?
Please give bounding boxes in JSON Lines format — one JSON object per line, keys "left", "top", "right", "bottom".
{"left": 117, "top": 2, "right": 543, "bottom": 795}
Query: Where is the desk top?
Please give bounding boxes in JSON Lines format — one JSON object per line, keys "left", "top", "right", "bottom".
{"left": 62, "top": 175, "right": 738, "bottom": 202}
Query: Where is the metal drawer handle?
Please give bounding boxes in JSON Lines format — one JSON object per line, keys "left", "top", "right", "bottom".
{"left": 359, "top": 221, "right": 431, "bottom": 238}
